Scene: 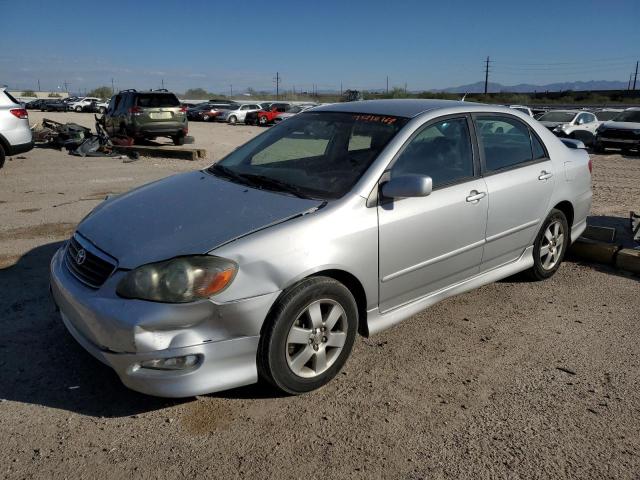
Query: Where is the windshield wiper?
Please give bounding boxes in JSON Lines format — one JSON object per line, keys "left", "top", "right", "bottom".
{"left": 209, "top": 164, "right": 257, "bottom": 187}
{"left": 238, "top": 173, "right": 315, "bottom": 199}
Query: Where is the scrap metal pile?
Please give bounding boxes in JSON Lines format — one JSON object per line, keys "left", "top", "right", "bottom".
{"left": 31, "top": 119, "right": 138, "bottom": 159}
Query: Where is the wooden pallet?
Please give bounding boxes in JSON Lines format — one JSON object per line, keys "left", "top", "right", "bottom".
{"left": 112, "top": 145, "right": 207, "bottom": 161}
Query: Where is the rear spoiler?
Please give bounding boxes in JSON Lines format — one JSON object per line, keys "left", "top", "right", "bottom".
{"left": 560, "top": 138, "right": 586, "bottom": 150}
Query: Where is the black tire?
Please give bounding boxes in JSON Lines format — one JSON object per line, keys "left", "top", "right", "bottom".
{"left": 99, "top": 107, "right": 106, "bottom": 114}
{"left": 172, "top": 135, "right": 185, "bottom": 146}
{"left": 228, "top": 115, "right": 237, "bottom": 125}
{"left": 258, "top": 115, "right": 268, "bottom": 126}
{"left": 75, "top": 106, "right": 82, "bottom": 112}
{"left": 593, "top": 143, "right": 605, "bottom": 154}
{"left": 525, "top": 209, "right": 569, "bottom": 281}
{"left": 0, "top": 144, "right": 5, "bottom": 170}
{"left": 258, "top": 276, "right": 358, "bottom": 395}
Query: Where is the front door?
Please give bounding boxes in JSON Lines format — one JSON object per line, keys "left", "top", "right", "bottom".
{"left": 378, "top": 116, "right": 488, "bottom": 312}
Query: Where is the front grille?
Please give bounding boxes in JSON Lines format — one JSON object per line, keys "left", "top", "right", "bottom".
{"left": 64, "top": 235, "right": 117, "bottom": 288}
{"left": 600, "top": 128, "right": 640, "bottom": 140}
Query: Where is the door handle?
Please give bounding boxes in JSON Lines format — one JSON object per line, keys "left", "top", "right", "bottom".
{"left": 466, "top": 190, "right": 486, "bottom": 203}
{"left": 538, "top": 170, "right": 553, "bottom": 180}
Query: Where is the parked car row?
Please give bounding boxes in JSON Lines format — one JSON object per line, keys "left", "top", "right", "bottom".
{"left": 507, "top": 104, "right": 639, "bottom": 152}
{"left": 25, "top": 96, "right": 109, "bottom": 113}
{"left": 185, "top": 100, "right": 318, "bottom": 126}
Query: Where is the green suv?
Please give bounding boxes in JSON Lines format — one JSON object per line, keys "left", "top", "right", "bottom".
{"left": 103, "top": 89, "right": 188, "bottom": 145}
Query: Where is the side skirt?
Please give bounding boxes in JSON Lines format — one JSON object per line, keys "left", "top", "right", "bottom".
{"left": 366, "top": 246, "right": 535, "bottom": 336}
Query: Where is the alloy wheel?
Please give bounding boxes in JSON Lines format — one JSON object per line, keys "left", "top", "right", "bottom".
{"left": 286, "top": 299, "right": 347, "bottom": 378}
{"left": 540, "top": 220, "right": 564, "bottom": 270}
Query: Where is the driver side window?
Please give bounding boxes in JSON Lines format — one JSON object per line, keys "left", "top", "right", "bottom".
{"left": 390, "top": 117, "right": 474, "bottom": 188}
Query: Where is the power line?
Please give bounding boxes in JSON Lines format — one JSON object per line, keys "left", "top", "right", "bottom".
{"left": 484, "top": 56, "right": 491, "bottom": 94}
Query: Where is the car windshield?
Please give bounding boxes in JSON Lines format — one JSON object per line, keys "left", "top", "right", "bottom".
{"left": 612, "top": 110, "right": 640, "bottom": 123}
{"left": 595, "top": 111, "right": 621, "bottom": 121}
{"left": 258, "top": 103, "right": 272, "bottom": 110}
{"left": 208, "top": 112, "right": 409, "bottom": 200}
{"left": 538, "top": 112, "right": 576, "bottom": 122}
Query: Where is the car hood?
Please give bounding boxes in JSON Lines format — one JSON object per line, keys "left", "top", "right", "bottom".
{"left": 599, "top": 121, "right": 640, "bottom": 131}
{"left": 77, "top": 171, "right": 323, "bottom": 269}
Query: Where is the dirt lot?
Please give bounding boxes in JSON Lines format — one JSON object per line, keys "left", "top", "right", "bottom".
{"left": 1, "top": 112, "right": 639, "bottom": 479}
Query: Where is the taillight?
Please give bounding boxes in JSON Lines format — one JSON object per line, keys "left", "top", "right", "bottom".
{"left": 588, "top": 158, "right": 593, "bottom": 174}
{"left": 10, "top": 108, "right": 28, "bottom": 119}
{"left": 128, "top": 106, "right": 142, "bottom": 115}
{"left": 179, "top": 106, "right": 187, "bottom": 113}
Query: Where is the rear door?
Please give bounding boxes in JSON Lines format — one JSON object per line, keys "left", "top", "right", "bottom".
{"left": 378, "top": 115, "right": 488, "bottom": 311}
{"left": 474, "top": 114, "right": 554, "bottom": 270}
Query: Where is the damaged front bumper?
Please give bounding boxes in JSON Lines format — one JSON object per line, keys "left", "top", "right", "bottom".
{"left": 49, "top": 246, "right": 280, "bottom": 397}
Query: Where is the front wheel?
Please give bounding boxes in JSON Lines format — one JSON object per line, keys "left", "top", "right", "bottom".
{"left": 75, "top": 106, "right": 82, "bottom": 112}
{"left": 228, "top": 115, "right": 237, "bottom": 125}
{"left": 526, "top": 209, "right": 569, "bottom": 281}
{"left": 258, "top": 115, "right": 268, "bottom": 126}
{"left": 258, "top": 277, "right": 358, "bottom": 395}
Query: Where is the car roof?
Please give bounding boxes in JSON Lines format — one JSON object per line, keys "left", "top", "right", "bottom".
{"left": 540, "top": 109, "right": 583, "bottom": 115}
{"left": 312, "top": 99, "right": 478, "bottom": 118}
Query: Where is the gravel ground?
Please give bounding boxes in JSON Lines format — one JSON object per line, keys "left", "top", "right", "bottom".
{"left": 1, "top": 112, "right": 639, "bottom": 479}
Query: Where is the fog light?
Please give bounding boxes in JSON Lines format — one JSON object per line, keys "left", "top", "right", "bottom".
{"left": 140, "top": 354, "right": 201, "bottom": 371}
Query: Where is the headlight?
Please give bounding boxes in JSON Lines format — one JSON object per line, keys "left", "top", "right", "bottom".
{"left": 116, "top": 256, "right": 237, "bottom": 303}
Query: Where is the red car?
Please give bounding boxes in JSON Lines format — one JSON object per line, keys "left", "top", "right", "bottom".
{"left": 257, "top": 103, "right": 291, "bottom": 126}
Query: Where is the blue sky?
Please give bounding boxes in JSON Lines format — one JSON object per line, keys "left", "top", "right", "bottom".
{"left": 1, "top": 0, "right": 639, "bottom": 94}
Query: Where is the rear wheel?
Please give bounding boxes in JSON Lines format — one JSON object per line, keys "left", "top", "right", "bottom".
{"left": 526, "top": 209, "right": 569, "bottom": 281}
{"left": 75, "top": 106, "right": 82, "bottom": 112}
{"left": 258, "top": 277, "right": 358, "bottom": 395}
{"left": 172, "top": 135, "right": 185, "bottom": 146}
{"left": 259, "top": 115, "right": 268, "bottom": 126}
{"left": 0, "top": 144, "right": 5, "bottom": 169}
{"left": 203, "top": 114, "right": 209, "bottom": 121}
{"left": 99, "top": 107, "right": 106, "bottom": 114}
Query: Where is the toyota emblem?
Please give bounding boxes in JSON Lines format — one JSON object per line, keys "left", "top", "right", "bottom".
{"left": 75, "top": 248, "right": 86, "bottom": 265}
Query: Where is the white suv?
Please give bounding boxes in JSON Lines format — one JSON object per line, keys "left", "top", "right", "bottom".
{"left": 0, "top": 87, "right": 33, "bottom": 169}
{"left": 67, "top": 96, "right": 101, "bottom": 112}
{"left": 216, "top": 103, "right": 264, "bottom": 124}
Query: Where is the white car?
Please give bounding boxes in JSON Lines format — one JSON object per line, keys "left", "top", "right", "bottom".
{"left": 538, "top": 110, "right": 599, "bottom": 146}
{"left": 216, "top": 103, "right": 265, "bottom": 124}
{"left": 67, "top": 97, "right": 101, "bottom": 112}
{"left": 509, "top": 105, "right": 534, "bottom": 117}
{"left": 0, "top": 87, "right": 33, "bottom": 169}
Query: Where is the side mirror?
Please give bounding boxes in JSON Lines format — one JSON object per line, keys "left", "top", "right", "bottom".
{"left": 381, "top": 175, "right": 433, "bottom": 199}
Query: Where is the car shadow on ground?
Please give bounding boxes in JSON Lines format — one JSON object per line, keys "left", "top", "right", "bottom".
{"left": 0, "top": 242, "right": 186, "bottom": 417}
{"left": 0, "top": 241, "right": 280, "bottom": 417}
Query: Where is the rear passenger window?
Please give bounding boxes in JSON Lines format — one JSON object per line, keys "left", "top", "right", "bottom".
{"left": 391, "top": 118, "right": 474, "bottom": 188}
{"left": 475, "top": 116, "right": 534, "bottom": 172}
{"left": 531, "top": 133, "right": 546, "bottom": 159}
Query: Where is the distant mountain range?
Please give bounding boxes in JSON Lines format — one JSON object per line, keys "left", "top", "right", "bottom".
{"left": 439, "top": 80, "right": 629, "bottom": 94}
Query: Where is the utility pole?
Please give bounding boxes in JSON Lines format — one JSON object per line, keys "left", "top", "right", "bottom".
{"left": 230, "top": 84, "right": 233, "bottom": 97}
{"left": 386, "top": 76, "right": 389, "bottom": 94}
{"left": 633, "top": 61, "right": 638, "bottom": 91}
{"left": 404, "top": 82, "right": 407, "bottom": 94}
{"left": 629, "top": 73, "right": 633, "bottom": 91}
{"left": 111, "top": 78, "right": 115, "bottom": 95}
{"left": 63, "top": 81, "right": 70, "bottom": 93}
{"left": 37, "top": 79, "right": 40, "bottom": 92}
{"left": 274, "top": 72, "right": 281, "bottom": 99}
{"left": 340, "top": 81, "right": 343, "bottom": 96}
{"left": 161, "top": 78, "right": 165, "bottom": 89}
{"left": 484, "top": 56, "right": 490, "bottom": 94}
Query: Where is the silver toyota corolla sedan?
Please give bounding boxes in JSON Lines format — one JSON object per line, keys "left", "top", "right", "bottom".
{"left": 50, "top": 99, "right": 592, "bottom": 397}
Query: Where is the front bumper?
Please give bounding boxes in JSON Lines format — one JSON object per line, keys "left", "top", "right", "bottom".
{"left": 50, "top": 246, "right": 280, "bottom": 397}
{"left": 595, "top": 135, "right": 640, "bottom": 150}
